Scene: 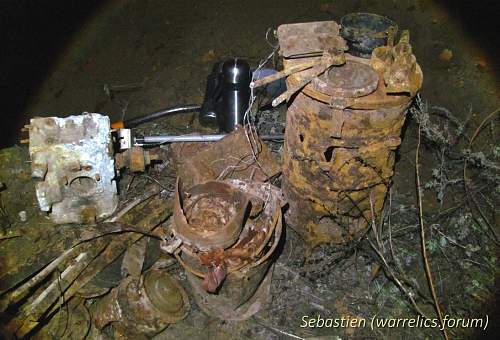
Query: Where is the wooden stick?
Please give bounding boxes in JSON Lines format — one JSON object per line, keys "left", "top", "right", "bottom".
{"left": 416, "top": 123, "right": 449, "bottom": 340}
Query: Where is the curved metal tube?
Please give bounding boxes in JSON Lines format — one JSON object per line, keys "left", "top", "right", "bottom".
{"left": 124, "top": 104, "right": 202, "bottom": 128}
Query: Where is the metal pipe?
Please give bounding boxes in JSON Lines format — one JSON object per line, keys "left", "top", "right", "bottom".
{"left": 135, "top": 133, "right": 284, "bottom": 145}
{"left": 123, "top": 104, "right": 202, "bottom": 128}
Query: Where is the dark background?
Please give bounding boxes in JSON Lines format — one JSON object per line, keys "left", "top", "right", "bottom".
{"left": 0, "top": 0, "right": 104, "bottom": 147}
{"left": 0, "top": 0, "right": 498, "bottom": 147}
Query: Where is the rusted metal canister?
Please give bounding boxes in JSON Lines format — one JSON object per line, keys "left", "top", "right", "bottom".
{"left": 93, "top": 269, "right": 189, "bottom": 338}
{"left": 280, "top": 26, "right": 422, "bottom": 247}
{"left": 169, "top": 179, "right": 283, "bottom": 320}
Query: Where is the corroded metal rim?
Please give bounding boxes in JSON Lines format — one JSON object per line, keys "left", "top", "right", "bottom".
{"left": 175, "top": 180, "right": 283, "bottom": 279}
{"left": 310, "top": 60, "right": 379, "bottom": 98}
{"left": 284, "top": 54, "right": 423, "bottom": 108}
{"left": 142, "top": 269, "right": 190, "bottom": 323}
{"left": 173, "top": 178, "right": 249, "bottom": 251}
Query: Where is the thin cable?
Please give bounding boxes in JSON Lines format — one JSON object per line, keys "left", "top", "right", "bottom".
{"left": 243, "top": 40, "right": 279, "bottom": 178}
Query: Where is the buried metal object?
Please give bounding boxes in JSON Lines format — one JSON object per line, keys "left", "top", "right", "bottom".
{"left": 165, "top": 178, "right": 283, "bottom": 320}
{"left": 168, "top": 126, "right": 281, "bottom": 188}
{"left": 276, "top": 21, "right": 422, "bottom": 247}
{"left": 27, "top": 113, "right": 118, "bottom": 224}
{"left": 173, "top": 178, "right": 250, "bottom": 251}
{"left": 340, "top": 12, "right": 398, "bottom": 58}
{"left": 93, "top": 268, "right": 189, "bottom": 338}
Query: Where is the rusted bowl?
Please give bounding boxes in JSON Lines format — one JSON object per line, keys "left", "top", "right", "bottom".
{"left": 173, "top": 178, "right": 250, "bottom": 251}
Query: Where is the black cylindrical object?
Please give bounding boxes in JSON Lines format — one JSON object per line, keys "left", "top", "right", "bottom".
{"left": 216, "top": 59, "right": 251, "bottom": 132}
{"left": 199, "top": 62, "right": 223, "bottom": 127}
{"left": 340, "top": 13, "right": 398, "bottom": 58}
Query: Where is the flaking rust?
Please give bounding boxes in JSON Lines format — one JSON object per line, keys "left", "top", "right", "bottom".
{"left": 93, "top": 269, "right": 189, "bottom": 338}
{"left": 28, "top": 113, "right": 118, "bottom": 224}
{"left": 168, "top": 126, "right": 281, "bottom": 188}
{"left": 278, "top": 21, "right": 422, "bottom": 248}
{"left": 164, "top": 178, "right": 283, "bottom": 320}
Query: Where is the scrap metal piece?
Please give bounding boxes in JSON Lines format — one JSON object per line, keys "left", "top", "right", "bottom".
{"left": 28, "top": 113, "right": 118, "bottom": 224}
{"left": 276, "top": 21, "right": 347, "bottom": 57}
{"left": 116, "top": 128, "right": 132, "bottom": 150}
{"left": 173, "top": 179, "right": 283, "bottom": 320}
{"left": 115, "top": 146, "right": 161, "bottom": 172}
{"left": 135, "top": 133, "right": 284, "bottom": 145}
{"left": 93, "top": 269, "right": 189, "bottom": 338}
{"left": 121, "top": 237, "right": 148, "bottom": 278}
{"left": 310, "top": 59, "right": 379, "bottom": 98}
{"left": 173, "top": 178, "right": 250, "bottom": 251}
{"left": 271, "top": 48, "right": 346, "bottom": 107}
{"left": 277, "top": 21, "right": 422, "bottom": 247}
{"left": 371, "top": 30, "right": 420, "bottom": 95}
{"left": 168, "top": 126, "right": 281, "bottom": 188}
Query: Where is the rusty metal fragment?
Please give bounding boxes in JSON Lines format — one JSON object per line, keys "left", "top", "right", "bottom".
{"left": 173, "top": 178, "right": 249, "bottom": 251}
{"left": 93, "top": 269, "right": 189, "bottom": 338}
{"left": 166, "top": 178, "right": 283, "bottom": 320}
{"left": 3, "top": 194, "right": 173, "bottom": 338}
{"left": 276, "top": 21, "right": 347, "bottom": 57}
{"left": 371, "top": 30, "right": 420, "bottom": 95}
{"left": 115, "top": 146, "right": 162, "bottom": 172}
{"left": 168, "top": 126, "right": 281, "bottom": 188}
{"left": 278, "top": 21, "right": 422, "bottom": 247}
{"left": 28, "top": 113, "right": 118, "bottom": 224}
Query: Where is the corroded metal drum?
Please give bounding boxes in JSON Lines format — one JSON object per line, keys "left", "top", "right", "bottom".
{"left": 170, "top": 179, "right": 283, "bottom": 320}
{"left": 278, "top": 23, "right": 422, "bottom": 247}
{"left": 93, "top": 269, "right": 189, "bottom": 338}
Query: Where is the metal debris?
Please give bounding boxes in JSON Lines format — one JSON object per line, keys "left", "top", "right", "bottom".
{"left": 164, "top": 178, "right": 283, "bottom": 320}
{"left": 115, "top": 146, "right": 162, "bottom": 172}
{"left": 276, "top": 21, "right": 347, "bottom": 58}
{"left": 93, "top": 269, "right": 189, "bottom": 338}
{"left": 277, "top": 21, "right": 422, "bottom": 247}
{"left": 1, "top": 193, "right": 172, "bottom": 338}
{"left": 371, "top": 30, "right": 421, "bottom": 95}
{"left": 168, "top": 127, "right": 281, "bottom": 188}
{"left": 173, "top": 179, "right": 250, "bottom": 251}
{"left": 28, "top": 113, "right": 118, "bottom": 224}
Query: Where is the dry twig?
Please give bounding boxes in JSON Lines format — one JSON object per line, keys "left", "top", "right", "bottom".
{"left": 416, "top": 123, "right": 449, "bottom": 340}
{"left": 462, "top": 108, "right": 500, "bottom": 245}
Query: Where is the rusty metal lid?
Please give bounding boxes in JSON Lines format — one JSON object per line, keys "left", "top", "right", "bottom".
{"left": 310, "top": 60, "right": 379, "bottom": 98}
{"left": 144, "top": 269, "right": 189, "bottom": 320}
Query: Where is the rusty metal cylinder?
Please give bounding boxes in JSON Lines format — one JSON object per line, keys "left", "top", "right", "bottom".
{"left": 171, "top": 179, "right": 283, "bottom": 320}
{"left": 280, "top": 29, "right": 422, "bottom": 247}
{"left": 93, "top": 269, "right": 189, "bottom": 338}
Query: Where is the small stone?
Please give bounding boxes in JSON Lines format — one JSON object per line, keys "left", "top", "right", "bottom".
{"left": 18, "top": 210, "right": 27, "bottom": 222}
{"left": 439, "top": 49, "right": 453, "bottom": 61}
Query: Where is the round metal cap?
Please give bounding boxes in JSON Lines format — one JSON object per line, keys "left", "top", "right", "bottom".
{"left": 222, "top": 58, "right": 251, "bottom": 85}
{"left": 310, "top": 60, "right": 379, "bottom": 98}
{"left": 144, "top": 269, "right": 189, "bottom": 320}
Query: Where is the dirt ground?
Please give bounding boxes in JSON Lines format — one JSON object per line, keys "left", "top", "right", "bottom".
{"left": 0, "top": 0, "right": 499, "bottom": 339}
